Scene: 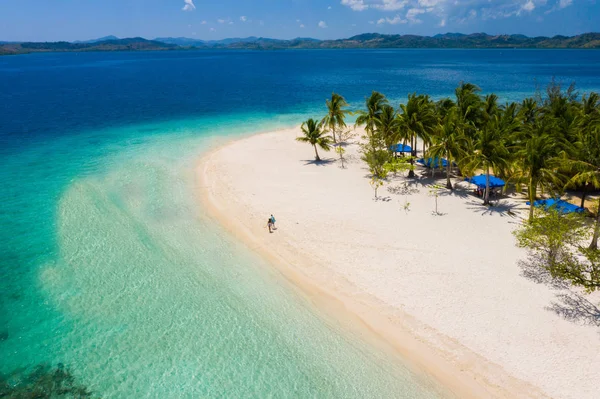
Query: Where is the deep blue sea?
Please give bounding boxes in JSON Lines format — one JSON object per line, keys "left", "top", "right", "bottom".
{"left": 1, "top": 49, "right": 599, "bottom": 397}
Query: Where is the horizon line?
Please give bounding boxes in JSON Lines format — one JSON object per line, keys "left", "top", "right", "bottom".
{"left": 3, "top": 31, "right": 599, "bottom": 44}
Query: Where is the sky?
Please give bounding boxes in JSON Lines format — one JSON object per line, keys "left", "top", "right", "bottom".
{"left": 0, "top": 0, "right": 598, "bottom": 42}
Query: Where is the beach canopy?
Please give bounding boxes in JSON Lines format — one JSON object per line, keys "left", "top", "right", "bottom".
{"left": 390, "top": 143, "right": 412, "bottom": 153}
{"left": 416, "top": 157, "right": 454, "bottom": 168}
{"left": 526, "top": 198, "right": 585, "bottom": 214}
{"left": 466, "top": 174, "right": 505, "bottom": 189}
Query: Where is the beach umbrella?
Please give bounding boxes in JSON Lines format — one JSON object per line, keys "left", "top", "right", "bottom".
{"left": 417, "top": 157, "right": 449, "bottom": 169}
{"left": 526, "top": 198, "right": 585, "bottom": 215}
{"left": 390, "top": 143, "right": 412, "bottom": 153}
{"left": 466, "top": 174, "right": 505, "bottom": 189}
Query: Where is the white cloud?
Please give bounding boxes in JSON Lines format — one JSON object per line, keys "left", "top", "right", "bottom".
{"left": 340, "top": 0, "right": 565, "bottom": 22}
{"left": 559, "top": 0, "right": 573, "bottom": 8}
{"left": 375, "top": 0, "right": 409, "bottom": 11}
{"left": 182, "top": 0, "right": 195, "bottom": 12}
{"left": 229, "top": 21, "right": 234, "bottom": 25}
{"left": 377, "top": 14, "right": 408, "bottom": 24}
{"left": 340, "top": 0, "right": 408, "bottom": 11}
{"left": 201, "top": 20, "right": 207, "bottom": 24}
{"left": 546, "top": 0, "right": 572, "bottom": 13}
{"left": 217, "top": 19, "right": 226, "bottom": 23}
{"left": 318, "top": 20, "right": 328, "bottom": 28}
{"left": 439, "top": 18, "right": 446, "bottom": 27}
{"left": 406, "top": 7, "right": 426, "bottom": 23}
{"left": 296, "top": 19, "right": 301, "bottom": 22}
{"left": 209, "top": 28, "right": 216, "bottom": 32}
{"left": 341, "top": 0, "right": 368, "bottom": 11}
{"left": 300, "top": 24, "right": 305, "bottom": 28}
{"left": 240, "top": 16, "right": 247, "bottom": 22}
{"left": 328, "top": 6, "right": 332, "bottom": 9}
{"left": 521, "top": 0, "right": 536, "bottom": 12}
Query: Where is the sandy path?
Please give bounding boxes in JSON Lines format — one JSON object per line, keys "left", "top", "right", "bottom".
{"left": 198, "top": 127, "right": 600, "bottom": 399}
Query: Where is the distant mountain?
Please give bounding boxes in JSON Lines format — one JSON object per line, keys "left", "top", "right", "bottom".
{"left": 0, "top": 37, "right": 176, "bottom": 55}
{"left": 2, "top": 32, "right": 599, "bottom": 55}
{"left": 74, "top": 35, "right": 120, "bottom": 44}
{"left": 154, "top": 37, "right": 205, "bottom": 46}
{"left": 155, "top": 36, "right": 265, "bottom": 46}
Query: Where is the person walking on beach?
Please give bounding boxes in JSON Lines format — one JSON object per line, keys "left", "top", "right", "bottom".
{"left": 267, "top": 218, "right": 273, "bottom": 233}
{"left": 270, "top": 214, "right": 276, "bottom": 230}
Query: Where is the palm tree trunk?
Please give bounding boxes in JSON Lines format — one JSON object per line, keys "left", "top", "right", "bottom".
{"left": 332, "top": 126, "right": 337, "bottom": 144}
{"left": 590, "top": 197, "right": 600, "bottom": 250}
{"left": 580, "top": 183, "right": 587, "bottom": 209}
{"left": 408, "top": 133, "right": 415, "bottom": 178}
{"left": 484, "top": 167, "right": 491, "bottom": 205}
{"left": 313, "top": 145, "right": 320, "bottom": 161}
{"left": 446, "top": 155, "right": 452, "bottom": 190}
{"left": 528, "top": 177, "right": 536, "bottom": 222}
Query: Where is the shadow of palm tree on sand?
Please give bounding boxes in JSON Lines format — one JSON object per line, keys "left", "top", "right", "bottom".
{"left": 518, "top": 254, "right": 600, "bottom": 327}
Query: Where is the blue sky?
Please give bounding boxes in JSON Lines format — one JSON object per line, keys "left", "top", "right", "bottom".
{"left": 1, "top": 0, "right": 598, "bottom": 42}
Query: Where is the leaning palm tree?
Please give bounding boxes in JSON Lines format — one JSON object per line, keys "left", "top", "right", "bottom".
{"left": 297, "top": 118, "right": 333, "bottom": 161}
{"left": 461, "top": 115, "right": 512, "bottom": 205}
{"left": 398, "top": 93, "right": 438, "bottom": 177}
{"left": 321, "top": 92, "right": 350, "bottom": 144}
{"left": 355, "top": 91, "right": 388, "bottom": 136}
{"left": 427, "top": 109, "right": 468, "bottom": 190}
{"left": 511, "top": 117, "right": 566, "bottom": 221}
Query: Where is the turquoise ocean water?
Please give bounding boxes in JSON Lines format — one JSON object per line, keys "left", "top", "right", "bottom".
{"left": 1, "top": 50, "right": 600, "bottom": 397}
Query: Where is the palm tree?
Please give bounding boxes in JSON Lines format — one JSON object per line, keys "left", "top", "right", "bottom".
{"left": 355, "top": 91, "right": 388, "bottom": 136}
{"left": 511, "top": 117, "right": 566, "bottom": 221}
{"left": 398, "top": 93, "right": 438, "bottom": 177}
{"left": 454, "top": 82, "right": 483, "bottom": 139}
{"left": 321, "top": 92, "right": 350, "bottom": 144}
{"left": 461, "top": 115, "right": 512, "bottom": 205}
{"left": 567, "top": 95, "right": 600, "bottom": 248}
{"left": 519, "top": 97, "right": 538, "bottom": 125}
{"left": 436, "top": 98, "right": 456, "bottom": 119}
{"left": 569, "top": 92, "right": 600, "bottom": 207}
{"left": 374, "top": 104, "right": 401, "bottom": 150}
{"left": 483, "top": 94, "right": 501, "bottom": 122}
{"left": 540, "top": 80, "right": 579, "bottom": 146}
{"left": 297, "top": 118, "right": 333, "bottom": 161}
{"left": 427, "top": 109, "right": 468, "bottom": 190}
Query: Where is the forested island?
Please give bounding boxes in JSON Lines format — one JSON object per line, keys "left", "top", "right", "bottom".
{"left": 2, "top": 32, "right": 599, "bottom": 55}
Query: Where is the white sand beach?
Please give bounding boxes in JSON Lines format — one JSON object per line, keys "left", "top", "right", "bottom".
{"left": 198, "top": 126, "right": 600, "bottom": 399}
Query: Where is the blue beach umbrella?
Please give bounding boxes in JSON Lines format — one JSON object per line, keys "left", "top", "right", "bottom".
{"left": 526, "top": 198, "right": 585, "bottom": 214}
{"left": 465, "top": 174, "right": 505, "bottom": 189}
{"left": 416, "top": 157, "right": 450, "bottom": 168}
{"left": 390, "top": 143, "right": 412, "bottom": 153}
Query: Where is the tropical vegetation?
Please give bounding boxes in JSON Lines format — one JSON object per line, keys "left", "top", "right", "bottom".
{"left": 299, "top": 82, "right": 600, "bottom": 291}
{"left": 321, "top": 93, "right": 351, "bottom": 144}
{"left": 296, "top": 118, "right": 333, "bottom": 161}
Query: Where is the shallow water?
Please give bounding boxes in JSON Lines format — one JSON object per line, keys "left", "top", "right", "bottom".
{"left": 1, "top": 49, "right": 600, "bottom": 397}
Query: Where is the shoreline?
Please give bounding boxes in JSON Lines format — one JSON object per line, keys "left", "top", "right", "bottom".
{"left": 195, "top": 127, "right": 546, "bottom": 398}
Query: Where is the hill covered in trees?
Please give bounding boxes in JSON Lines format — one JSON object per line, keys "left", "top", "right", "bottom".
{"left": 2, "top": 32, "right": 599, "bottom": 55}
{"left": 0, "top": 37, "right": 177, "bottom": 55}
